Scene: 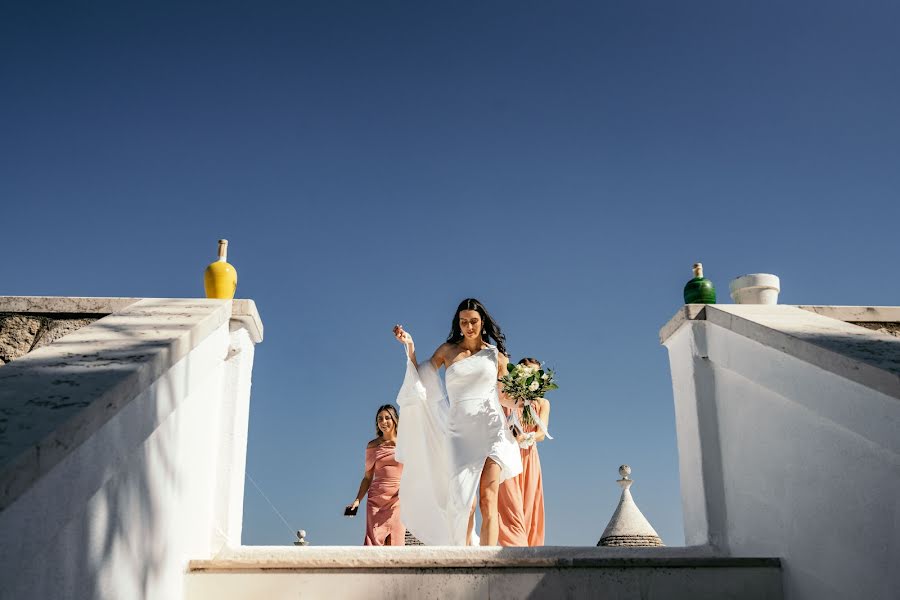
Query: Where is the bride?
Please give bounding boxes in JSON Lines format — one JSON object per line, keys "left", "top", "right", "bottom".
{"left": 392, "top": 298, "right": 523, "bottom": 546}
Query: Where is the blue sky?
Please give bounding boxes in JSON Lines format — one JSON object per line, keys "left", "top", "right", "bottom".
{"left": 3, "top": 1, "right": 899, "bottom": 546}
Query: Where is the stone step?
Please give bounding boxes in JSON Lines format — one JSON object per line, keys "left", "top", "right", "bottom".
{"left": 186, "top": 546, "right": 782, "bottom": 600}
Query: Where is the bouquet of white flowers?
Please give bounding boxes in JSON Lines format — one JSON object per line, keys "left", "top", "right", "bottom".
{"left": 498, "top": 362, "right": 557, "bottom": 437}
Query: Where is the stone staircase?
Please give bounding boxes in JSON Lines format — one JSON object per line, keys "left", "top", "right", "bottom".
{"left": 185, "top": 546, "right": 782, "bottom": 599}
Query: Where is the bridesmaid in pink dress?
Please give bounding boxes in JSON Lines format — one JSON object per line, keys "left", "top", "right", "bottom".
{"left": 346, "top": 405, "right": 406, "bottom": 545}
{"left": 498, "top": 357, "right": 551, "bottom": 546}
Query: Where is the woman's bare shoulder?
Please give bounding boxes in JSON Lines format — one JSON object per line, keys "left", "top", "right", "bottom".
{"left": 435, "top": 342, "right": 456, "bottom": 355}
{"left": 433, "top": 342, "right": 457, "bottom": 362}
{"left": 366, "top": 438, "right": 382, "bottom": 449}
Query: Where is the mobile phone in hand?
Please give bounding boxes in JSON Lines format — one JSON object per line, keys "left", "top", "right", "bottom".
{"left": 344, "top": 505, "right": 358, "bottom": 516}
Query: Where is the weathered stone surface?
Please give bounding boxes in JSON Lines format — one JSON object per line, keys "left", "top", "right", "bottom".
{"left": 0, "top": 296, "right": 138, "bottom": 314}
{"left": 31, "top": 318, "right": 98, "bottom": 351}
{"left": 0, "top": 315, "right": 98, "bottom": 366}
{"left": 188, "top": 544, "right": 773, "bottom": 569}
{"left": 186, "top": 547, "right": 783, "bottom": 600}
{"left": 0, "top": 316, "right": 43, "bottom": 365}
{"left": 0, "top": 296, "right": 263, "bottom": 344}
{"left": 853, "top": 321, "right": 900, "bottom": 338}
{"left": 797, "top": 305, "right": 900, "bottom": 322}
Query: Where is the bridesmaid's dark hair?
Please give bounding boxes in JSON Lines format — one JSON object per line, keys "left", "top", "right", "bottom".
{"left": 375, "top": 404, "right": 399, "bottom": 437}
{"left": 446, "top": 298, "right": 508, "bottom": 356}
{"left": 518, "top": 357, "right": 540, "bottom": 366}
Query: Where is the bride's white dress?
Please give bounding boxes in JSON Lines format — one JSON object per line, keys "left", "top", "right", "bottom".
{"left": 395, "top": 345, "right": 523, "bottom": 545}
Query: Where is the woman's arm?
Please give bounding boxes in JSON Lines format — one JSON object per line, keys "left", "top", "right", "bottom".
{"left": 533, "top": 398, "right": 551, "bottom": 442}
{"left": 393, "top": 325, "right": 417, "bottom": 364}
{"left": 496, "top": 353, "right": 518, "bottom": 409}
{"left": 347, "top": 467, "right": 374, "bottom": 513}
{"left": 394, "top": 325, "right": 446, "bottom": 369}
{"left": 347, "top": 443, "right": 377, "bottom": 513}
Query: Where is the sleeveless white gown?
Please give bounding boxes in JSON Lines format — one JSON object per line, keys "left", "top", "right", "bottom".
{"left": 395, "top": 345, "right": 523, "bottom": 545}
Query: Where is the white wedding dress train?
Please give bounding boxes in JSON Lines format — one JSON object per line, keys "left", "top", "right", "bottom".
{"left": 395, "top": 346, "right": 522, "bottom": 545}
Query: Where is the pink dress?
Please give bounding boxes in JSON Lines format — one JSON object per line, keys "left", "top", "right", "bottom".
{"left": 498, "top": 473, "right": 528, "bottom": 546}
{"left": 497, "top": 403, "right": 546, "bottom": 546}
{"left": 364, "top": 443, "right": 406, "bottom": 546}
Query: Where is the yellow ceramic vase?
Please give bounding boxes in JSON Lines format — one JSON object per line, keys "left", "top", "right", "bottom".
{"left": 204, "top": 239, "right": 238, "bottom": 299}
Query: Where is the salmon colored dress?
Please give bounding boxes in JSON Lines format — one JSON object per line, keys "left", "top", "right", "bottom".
{"left": 498, "top": 402, "right": 546, "bottom": 546}
{"left": 363, "top": 443, "right": 406, "bottom": 546}
{"left": 498, "top": 473, "right": 528, "bottom": 546}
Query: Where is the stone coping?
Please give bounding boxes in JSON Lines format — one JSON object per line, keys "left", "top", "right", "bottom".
{"left": 189, "top": 546, "right": 780, "bottom": 571}
{"left": 0, "top": 298, "right": 262, "bottom": 511}
{"left": 660, "top": 304, "right": 900, "bottom": 344}
{"left": 230, "top": 299, "right": 264, "bottom": 344}
{"left": 0, "top": 296, "right": 262, "bottom": 343}
{"left": 796, "top": 305, "right": 900, "bottom": 323}
{"left": 659, "top": 304, "right": 900, "bottom": 401}
{"left": 0, "top": 296, "right": 139, "bottom": 315}
{"left": 658, "top": 304, "right": 707, "bottom": 344}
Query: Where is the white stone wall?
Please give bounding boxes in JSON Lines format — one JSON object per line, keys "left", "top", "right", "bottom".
{"left": 663, "top": 305, "right": 900, "bottom": 600}
{"left": 0, "top": 298, "right": 261, "bottom": 600}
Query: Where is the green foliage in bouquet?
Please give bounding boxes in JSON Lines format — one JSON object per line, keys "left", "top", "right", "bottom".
{"left": 498, "top": 362, "right": 558, "bottom": 426}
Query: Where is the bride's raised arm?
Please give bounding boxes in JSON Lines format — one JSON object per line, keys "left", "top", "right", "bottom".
{"left": 392, "top": 324, "right": 418, "bottom": 363}
{"left": 393, "top": 324, "right": 447, "bottom": 369}
{"left": 391, "top": 325, "right": 452, "bottom": 545}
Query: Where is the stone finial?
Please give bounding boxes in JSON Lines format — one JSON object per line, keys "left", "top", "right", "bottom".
{"left": 294, "top": 529, "right": 309, "bottom": 546}
{"left": 598, "top": 466, "right": 664, "bottom": 548}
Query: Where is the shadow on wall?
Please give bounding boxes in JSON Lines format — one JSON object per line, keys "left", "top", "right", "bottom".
{"left": 0, "top": 308, "right": 226, "bottom": 600}
{"left": 668, "top": 313, "right": 900, "bottom": 600}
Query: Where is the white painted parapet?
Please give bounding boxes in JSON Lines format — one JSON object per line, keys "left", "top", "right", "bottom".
{"left": 185, "top": 546, "right": 782, "bottom": 600}
{"left": 661, "top": 304, "right": 900, "bottom": 600}
{"left": 0, "top": 297, "right": 263, "bottom": 600}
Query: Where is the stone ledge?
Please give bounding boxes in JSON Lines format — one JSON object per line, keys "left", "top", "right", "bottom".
{"left": 0, "top": 297, "right": 263, "bottom": 343}
{"left": 658, "top": 304, "right": 707, "bottom": 344}
{"left": 796, "top": 305, "right": 900, "bottom": 322}
{"left": 660, "top": 304, "right": 900, "bottom": 401}
{"left": 0, "top": 296, "right": 140, "bottom": 314}
{"left": 190, "top": 546, "right": 780, "bottom": 571}
{"left": 660, "top": 304, "right": 900, "bottom": 344}
{"left": 231, "top": 299, "right": 264, "bottom": 343}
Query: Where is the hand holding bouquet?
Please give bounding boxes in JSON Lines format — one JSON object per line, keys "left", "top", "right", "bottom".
{"left": 499, "top": 362, "right": 558, "bottom": 428}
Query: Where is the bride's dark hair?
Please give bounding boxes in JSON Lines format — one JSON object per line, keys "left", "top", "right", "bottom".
{"left": 446, "top": 298, "right": 508, "bottom": 356}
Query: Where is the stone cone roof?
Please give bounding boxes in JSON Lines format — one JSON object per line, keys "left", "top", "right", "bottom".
{"left": 598, "top": 468, "right": 664, "bottom": 548}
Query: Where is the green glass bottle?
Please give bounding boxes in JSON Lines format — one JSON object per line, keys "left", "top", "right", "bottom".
{"left": 683, "top": 262, "right": 716, "bottom": 304}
